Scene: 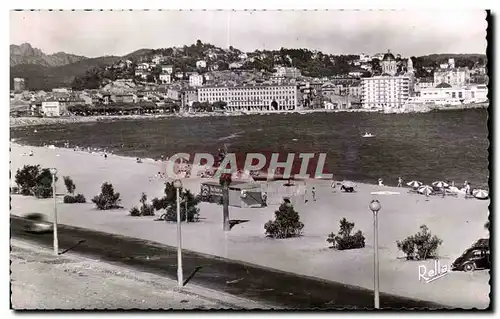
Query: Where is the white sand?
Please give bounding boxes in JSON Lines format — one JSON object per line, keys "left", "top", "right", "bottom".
{"left": 10, "top": 142, "right": 490, "bottom": 308}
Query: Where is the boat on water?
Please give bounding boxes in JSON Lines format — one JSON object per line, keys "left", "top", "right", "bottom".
{"left": 362, "top": 132, "right": 375, "bottom": 138}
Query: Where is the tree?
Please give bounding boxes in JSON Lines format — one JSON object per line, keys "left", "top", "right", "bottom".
{"left": 91, "top": 182, "right": 122, "bottom": 210}
{"left": 15, "top": 164, "right": 41, "bottom": 195}
{"left": 62, "top": 175, "right": 86, "bottom": 204}
{"left": 14, "top": 165, "right": 58, "bottom": 198}
{"left": 326, "top": 218, "right": 365, "bottom": 250}
{"left": 151, "top": 182, "right": 201, "bottom": 222}
{"left": 63, "top": 176, "right": 76, "bottom": 194}
{"left": 396, "top": 225, "right": 443, "bottom": 260}
{"left": 264, "top": 201, "right": 304, "bottom": 239}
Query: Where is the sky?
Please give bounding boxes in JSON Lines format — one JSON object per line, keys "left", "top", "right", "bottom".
{"left": 10, "top": 10, "right": 488, "bottom": 58}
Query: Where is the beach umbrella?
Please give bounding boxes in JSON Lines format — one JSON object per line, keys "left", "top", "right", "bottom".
{"left": 473, "top": 189, "right": 489, "bottom": 199}
{"left": 432, "top": 181, "right": 449, "bottom": 188}
{"left": 407, "top": 181, "right": 423, "bottom": 188}
{"left": 418, "top": 185, "right": 433, "bottom": 195}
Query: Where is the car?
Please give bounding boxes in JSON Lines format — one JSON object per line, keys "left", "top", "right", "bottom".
{"left": 23, "top": 213, "right": 53, "bottom": 234}
{"left": 451, "top": 238, "right": 490, "bottom": 272}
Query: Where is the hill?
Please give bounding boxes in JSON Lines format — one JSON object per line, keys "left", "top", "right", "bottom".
{"left": 10, "top": 56, "right": 122, "bottom": 90}
{"left": 10, "top": 43, "right": 87, "bottom": 67}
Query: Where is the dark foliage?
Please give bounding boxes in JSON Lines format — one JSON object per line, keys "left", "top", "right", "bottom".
{"left": 63, "top": 194, "right": 86, "bottom": 204}
{"left": 15, "top": 165, "right": 57, "bottom": 198}
{"left": 152, "top": 182, "right": 201, "bottom": 222}
{"left": 63, "top": 176, "right": 76, "bottom": 194}
{"left": 264, "top": 201, "right": 304, "bottom": 239}
{"left": 91, "top": 182, "right": 122, "bottom": 210}
{"left": 326, "top": 218, "right": 365, "bottom": 250}
{"left": 396, "top": 225, "right": 443, "bottom": 260}
{"left": 130, "top": 193, "right": 155, "bottom": 217}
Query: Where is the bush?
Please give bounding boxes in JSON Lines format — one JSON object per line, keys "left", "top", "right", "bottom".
{"left": 326, "top": 218, "right": 366, "bottom": 250}
{"left": 264, "top": 201, "right": 304, "bottom": 239}
{"left": 63, "top": 176, "right": 76, "bottom": 194}
{"left": 152, "top": 182, "right": 201, "bottom": 222}
{"left": 64, "top": 193, "right": 87, "bottom": 204}
{"left": 91, "top": 182, "right": 122, "bottom": 210}
{"left": 130, "top": 193, "right": 156, "bottom": 217}
{"left": 74, "top": 193, "right": 86, "bottom": 203}
{"left": 15, "top": 165, "right": 57, "bottom": 198}
{"left": 129, "top": 206, "right": 141, "bottom": 216}
{"left": 396, "top": 225, "right": 443, "bottom": 260}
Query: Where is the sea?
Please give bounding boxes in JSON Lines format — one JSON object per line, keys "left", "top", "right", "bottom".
{"left": 10, "top": 109, "right": 490, "bottom": 189}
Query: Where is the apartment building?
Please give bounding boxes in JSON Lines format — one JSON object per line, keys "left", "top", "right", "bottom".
{"left": 361, "top": 75, "right": 413, "bottom": 109}
{"left": 198, "top": 85, "right": 298, "bottom": 112}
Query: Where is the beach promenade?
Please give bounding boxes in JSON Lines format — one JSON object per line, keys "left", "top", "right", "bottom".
{"left": 9, "top": 142, "right": 490, "bottom": 308}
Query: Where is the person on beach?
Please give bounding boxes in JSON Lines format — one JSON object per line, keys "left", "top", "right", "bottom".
{"left": 104, "top": 153, "right": 107, "bottom": 159}
{"left": 331, "top": 180, "right": 336, "bottom": 193}
{"left": 312, "top": 187, "right": 316, "bottom": 201}
{"left": 378, "top": 178, "right": 384, "bottom": 186}
{"left": 28, "top": 150, "right": 34, "bottom": 157}
{"left": 442, "top": 186, "right": 446, "bottom": 198}
{"left": 304, "top": 186, "right": 308, "bottom": 203}
{"left": 397, "top": 177, "right": 403, "bottom": 187}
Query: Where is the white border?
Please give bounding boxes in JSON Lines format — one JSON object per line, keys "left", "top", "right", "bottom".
{"left": 3, "top": 1, "right": 497, "bottom": 317}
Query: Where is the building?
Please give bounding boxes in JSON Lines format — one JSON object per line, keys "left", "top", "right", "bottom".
{"left": 189, "top": 74, "right": 204, "bottom": 87}
{"left": 380, "top": 50, "right": 398, "bottom": 76}
{"left": 229, "top": 62, "right": 243, "bottom": 69}
{"left": 111, "top": 94, "right": 135, "bottom": 103}
{"left": 417, "top": 84, "right": 488, "bottom": 104}
{"left": 152, "top": 55, "right": 165, "bottom": 65}
{"left": 361, "top": 75, "right": 413, "bottom": 109}
{"left": 161, "top": 65, "right": 174, "bottom": 74}
{"left": 197, "top": 85, "right": 298, "bottom": 112}
{"left": 52, "top": 88, "right": 72, "bottom": 94}
{"left": 41, "top": 101, "right": 61, "bottom": 117}
{"left": 347, "top": 85, "right": 362, "bottom": 97}
{"left": 13, "top": 78, "right": 26, "bottom": 92}
{"left": 274, "top": 66, "right": 302, "bottom": 78}
{"left": 137, "top": 63, "right": 150, "bottom": 70}
{"left": 196, "top": 60, "right": 207, "bottom": 69}
{"left": 159, "top": 73, "right": 171, "bottom": 84}
{"left": 434, "top": 67, "right": 471, "bottom": 87}
{"left": 181, "top": 89, "right": 198, "bottom": 111}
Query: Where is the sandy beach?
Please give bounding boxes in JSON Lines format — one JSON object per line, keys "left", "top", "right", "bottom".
{"left": 9, "top": 142, "right": 490, "bottom": 308}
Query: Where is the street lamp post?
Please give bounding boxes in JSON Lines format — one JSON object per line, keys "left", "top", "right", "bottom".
{"left": 369, "top": 199, "right": 382, "bottom": 309}
{"left": 173, "top": 179, "right": 184, "bottom": 287}
{"left": 49, "top": 168, "right": 58, "bottom": 256}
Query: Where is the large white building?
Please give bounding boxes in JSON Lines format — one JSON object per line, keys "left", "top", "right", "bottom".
{"left": 41, "top": 101, "right": 61, "bottom": 117}
{"left": 189, "top": 74, "right": 204, "bottom": 87}
{"left": 434, "top": 67, "right": 471, "bottom": 87}
{"left": 361, "top": 75, "right": 413, "bottom": 109}
{"left": 415, "top": 85, "right": 488, "bottom": 105}
{"left": 198, "top": 85, "right": 298, "bottom": 112}
{"left": 274, "top": 66, "right": 302, "bottom": 78}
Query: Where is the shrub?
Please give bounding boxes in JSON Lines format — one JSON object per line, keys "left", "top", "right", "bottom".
{"left": 74, "top": 194, "right": 86, "bottom": 203}
{"left": 396, "top": 225, "right": 443, "bottom": 260}
{"left": 91, "top": 182, "right": 122, "bottom": 210}
{"left": 264, "top": 201, "right": 304, "bottom": 239}
{"left": 129, "top": 206, "right": 141, "bottom": 216}
{"left": 326, "top": 218, "right": 366, "bottom": 250}
{"left": 130, "top": 193, "right": 156, "bottom": 217}
{"left": 64, "top": 193, "right": 87, "bottom": 204}
{"left": 152, "top": 182, "right": 201, "bottom": 222}
{"left": 63, "top": 176, "right": 76, "bottom": 194}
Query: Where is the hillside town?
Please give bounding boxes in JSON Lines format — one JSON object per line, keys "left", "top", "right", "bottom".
{"left": 10, "top": 45, "right": 489, "bottom": 118}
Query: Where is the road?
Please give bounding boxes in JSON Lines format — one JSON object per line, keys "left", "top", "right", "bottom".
{"left": 11, "top": 216, "right": 446, "bottom": 309}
